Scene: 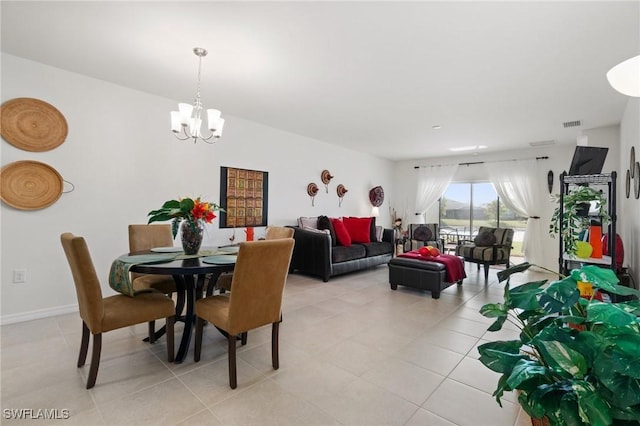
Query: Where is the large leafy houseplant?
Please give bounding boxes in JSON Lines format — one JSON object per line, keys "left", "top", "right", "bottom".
{"left": 549, "top": 186, "right": 610, "bottom": 255}
{"left": 478, "top": 262, "right": 640, "bottom": 426}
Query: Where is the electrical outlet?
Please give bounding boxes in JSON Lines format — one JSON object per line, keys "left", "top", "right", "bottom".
{"left": 13, "top": 269, "right": 26, "bottom": 283}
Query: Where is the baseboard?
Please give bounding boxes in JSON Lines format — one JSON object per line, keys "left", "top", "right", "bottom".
{"left": 1, "top": 303, "right": 78, "bottom": 325}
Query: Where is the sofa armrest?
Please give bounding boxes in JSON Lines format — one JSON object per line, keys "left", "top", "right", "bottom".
{"left": 289, "top": 226, "right": 332, "bottom": 282}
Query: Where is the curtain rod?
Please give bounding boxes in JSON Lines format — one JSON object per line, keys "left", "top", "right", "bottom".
{"left": 414, "top": 156, "right": 549, "bottom": 169}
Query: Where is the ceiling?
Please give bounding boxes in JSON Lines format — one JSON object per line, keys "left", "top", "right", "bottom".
{"left": 2, "top": 1, "right": 638, "bottom": 161}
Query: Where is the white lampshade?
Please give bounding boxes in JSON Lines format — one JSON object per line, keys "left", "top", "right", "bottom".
{"left": 371, "top": 206, "right": 380, "bottom": 217}
{"left": 189, "top": 117, "right": 202, "bottom": 138}
{"left": 207, "top": 109, "right": 221, "bottom": 130}
{"left": 178, "top": 103, "right": 193, "bottom": 124}
{"left": 606, "top": 55, "right": 640, "bottom": 97}
{"left": 170, "top": 111, "right": 182, "bottom": 133}
{"left": 213, "top": 118, "right": 225, "bottom": 138}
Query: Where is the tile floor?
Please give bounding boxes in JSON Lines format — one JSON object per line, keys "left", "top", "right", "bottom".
{"left": 1, "top": 263, "right": 552, "bottom": 425}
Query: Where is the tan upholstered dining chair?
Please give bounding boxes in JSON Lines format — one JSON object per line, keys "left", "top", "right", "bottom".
{"left": 60, "top": 233, "right": 175, "bottom": 389}
{"left": 216, "top": 226, "right": 294, "bottom": 292}
{"left": 194, "top": 238, "right": 295, "bottom": 388}
{"left": 128, "top": 224, "right": 177, "bottom": 295}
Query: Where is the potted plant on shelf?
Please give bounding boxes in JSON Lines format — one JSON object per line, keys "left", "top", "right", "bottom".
{"left": 478, "top": 262, "right": 640, "bottom": 426}
{"left": 550, "top": 186, "right": 610, "bottom": 255}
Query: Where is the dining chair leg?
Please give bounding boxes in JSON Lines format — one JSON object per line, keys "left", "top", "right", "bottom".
{"left": 227, "top": 334, "right": 237, "bottom": 389}
{"left": 272, "top": 322, "right": 280, "bottom": 370}
{"left": 78, "top": 322, "right": 90, "bottom": 368}
{"left": 241, "top": 332, "right": 248, "bottom": 346}
{"left": 194, "top": 317, "right": 204, "bottom": 362}
{"left": 148, "top": 321, "right": 156, "bottom": 344}
{"left": 166, "top": 316, "right": 175, "bottom": 363}
{"left": 86, "top": 333, "right": 102, "bottom": 389}
{"left": 483, "top": 264, "right": 490, "bottom": 281}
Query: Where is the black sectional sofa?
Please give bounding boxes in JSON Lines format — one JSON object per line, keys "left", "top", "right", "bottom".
{"left": 289, "top": 225, "right": 394, "bottom": 282}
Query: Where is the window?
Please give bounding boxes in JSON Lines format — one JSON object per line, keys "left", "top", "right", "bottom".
{"left": 439, "top": 183, "right": 525, "bottom": 256}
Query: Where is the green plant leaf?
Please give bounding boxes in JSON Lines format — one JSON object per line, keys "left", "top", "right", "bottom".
{"left": 509, "top": 280, "right": 547, "bottom": 311}
{"left": 609, "top": 403, "right": 640, "bottom": 422}
{"left": 506, "top": 359, "right": 549, "bottom": 390}
{"left": 539, "top": 278, "right": 580, "bottom": 314}
{"left": 497, "top": 262, "right": 532, "bottom": 282}
{"left": 587, "top": 301, "right": 638, "bottom": 327}
{"left": 572, "top": 380, "right": 617, "bottom": 426}
{"left": 479, "top": 303, "right": 507, "bottom": 318}
{"left": 161, "top": 199, "right": 180, "bottom": 208}
{"left": 179, "top": 198, "right": 194, "bottom": 212}
{"left": 594, "top": 346, "right": 640, "bottom": 407}
{"left": 616, "top": 300, "right": 640, "bottom": 316}
{"left": 537, "top": 341, "right": 586, "bottom": 378}
{"left": 478, "top": 341, "right": 527, "bottom": 374}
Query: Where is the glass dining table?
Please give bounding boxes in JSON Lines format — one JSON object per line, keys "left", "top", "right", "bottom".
{"left": 129, "top": 250, "right": 237, "bottom": 363}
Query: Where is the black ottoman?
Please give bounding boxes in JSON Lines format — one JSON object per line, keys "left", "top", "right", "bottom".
{"left": 388, "top": 257, "right": 463, "bottom": 299}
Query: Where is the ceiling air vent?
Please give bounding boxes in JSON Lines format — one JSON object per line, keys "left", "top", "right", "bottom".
{"left": 529, "top": 140, "right": 556, "bottom": 147}
{"left": 563, "top": 120, "right": 582, "bottom": 128}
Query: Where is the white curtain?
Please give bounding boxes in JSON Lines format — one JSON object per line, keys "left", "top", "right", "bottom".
{"left": 486, "top": 159, "right": 544, "bottom": 265}
{"left": 415, "top": 164, "right": 459, "bottom": 215}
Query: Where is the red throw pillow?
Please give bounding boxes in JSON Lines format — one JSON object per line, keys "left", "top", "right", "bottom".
{"left": 342, "top": 217, "right": 371, "bottom": 243}
{"left": 330, "top": 218, "right": 352, "bottom": 247}
{"left": 429, "top": 246, "right": 441, "bottom": 257}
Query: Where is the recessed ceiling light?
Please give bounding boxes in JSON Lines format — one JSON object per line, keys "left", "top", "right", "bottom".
{"left": 449, "top": 145, "right": 487, "bottom": 152}
{"left": 432, "top": 125, "right": 441, "bottom": 130}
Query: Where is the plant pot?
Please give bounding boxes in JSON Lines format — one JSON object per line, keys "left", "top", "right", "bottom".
{"left": 181, "top": 220, "right": 204, "bottom": 255}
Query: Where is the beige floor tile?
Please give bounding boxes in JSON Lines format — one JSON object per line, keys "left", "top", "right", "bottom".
{"left": 424, "top": 378, "right": 520, "bottom": 425}
{"left": 309, "top": 377, "right": 419, "bottom": 425}
{"left": 209, "top": 379, "right": 340, "bottom": 425}
{"left": 397, "top": 338, "right": 464, "bottom": 376}
{"left": 319, "top": 338, "right": 389, "bottom": 376}
{"left": 177, "top": 358, "right": 265, "bottom": 406}
{"left": 448, "top": 355, "right": 518, "bottom": 404}
{"left": 97, "top": 378, "right": 206, "bottom": 425}
{"left": 361, "top": 358, "right": 446, "bottom": 405}
{"left": 174, "top": 408, "right": 223, "bottom": 425}
{"left": 405, "top": 408, "right": 457, "bottom": 426}
{"left": 420, "top": 327, "right": 480, "bottom": 355}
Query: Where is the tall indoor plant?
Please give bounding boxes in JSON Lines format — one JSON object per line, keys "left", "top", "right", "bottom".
{"left": 549, "top": 186, "right": 609, "bottom": 255}
{"left": 478, "top": 262, "right": 640, "bottom": 426}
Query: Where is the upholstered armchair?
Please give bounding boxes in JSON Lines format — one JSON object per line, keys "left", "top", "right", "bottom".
{"left": 403, "top": 223, "right": 444, "bottom": 252}
{"left": 455, "top": 226, "right": 514, "bottom": 281}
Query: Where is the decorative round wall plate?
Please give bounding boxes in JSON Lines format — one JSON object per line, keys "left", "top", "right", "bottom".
{"left": 369, "top": 186, "right": 384, "bottom": 207}
{"left": 0, "top": 98, "right": 68, "bottom": 152}
{"left": 635, "top": 162, "right": 640, "bottom": 199}
{"left": 306, "top": 182, "right": 319, "bottom": 197}
{"left": 626, "top": 169, "right": 631, "bottom": 199}
{"left": 631, "top": 146, "right": 636, "bottom": 178}
{"left": 1, "top": 160, "right": 64, "bottom": 210}
{"left": 336, "top": 184, "right": 348, "bottom": 197}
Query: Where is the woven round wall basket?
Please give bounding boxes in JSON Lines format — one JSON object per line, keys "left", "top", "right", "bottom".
{"left": 0, "top": 98, "right": 68, "bottom": 152}
{"left": 1, "top": 160, "right": 64, "bottom": 210}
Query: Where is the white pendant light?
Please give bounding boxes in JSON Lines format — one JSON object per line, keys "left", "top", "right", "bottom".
{"left": 606, "top": 55, "right": 640, "bottom": 97}
{"left": 171, "top": 48, "right": 225, "bottom": 143}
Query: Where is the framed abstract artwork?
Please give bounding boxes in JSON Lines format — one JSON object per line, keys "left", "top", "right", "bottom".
{"left": 219, "top": 166, "right": 269, "bottom": 228}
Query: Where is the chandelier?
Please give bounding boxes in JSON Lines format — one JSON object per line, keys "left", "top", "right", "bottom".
{"left": 170, "top": 47, "right": 225, "bottom": 143}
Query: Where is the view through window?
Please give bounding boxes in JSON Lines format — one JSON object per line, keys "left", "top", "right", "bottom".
{"left": 439, "top": 183, "right": 526, "bottom": 257}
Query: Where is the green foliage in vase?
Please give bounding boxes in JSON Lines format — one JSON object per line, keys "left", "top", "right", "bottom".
{"left": 147, "top": 197, "right": 223, "bottom": 238}
{"left": 478, "top": 262, "right": 640, "bottom": 426}
{"left": 549, "top": 186, "right": 610, "bottom": 254}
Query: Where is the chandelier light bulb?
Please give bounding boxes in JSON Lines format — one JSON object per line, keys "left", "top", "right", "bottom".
{"left": 606, "top": 54, "right": 640, "bottom": 97}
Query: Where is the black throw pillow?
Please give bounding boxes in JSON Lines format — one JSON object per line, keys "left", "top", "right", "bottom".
{"left": 474, "top": 231, "right": 497, "bottom": 246}
{"left": 318, "top": 215, "right": 337, "bottom": 246}
{"left": 369, "top": 216, "right": 377, "bottom": 242}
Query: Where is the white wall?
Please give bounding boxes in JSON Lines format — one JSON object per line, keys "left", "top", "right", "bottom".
{"left": 1, "top": 54, "right": 394, "bottom": 323}
{"left": 619, "top": 98, "right": 640, "bottom": 288}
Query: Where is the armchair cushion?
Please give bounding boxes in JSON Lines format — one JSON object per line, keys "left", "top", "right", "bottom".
{"left": 474, "top": 231, "right": 496, "bottom": 246}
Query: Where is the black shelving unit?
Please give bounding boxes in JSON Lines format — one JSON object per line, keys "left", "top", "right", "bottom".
{"left": 558, "top": 172, "right": 617, "bottom": 274}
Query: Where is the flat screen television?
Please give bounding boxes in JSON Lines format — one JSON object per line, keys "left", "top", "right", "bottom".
{"left": 568, "top": 146, "right": 608, "bottom": 175}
